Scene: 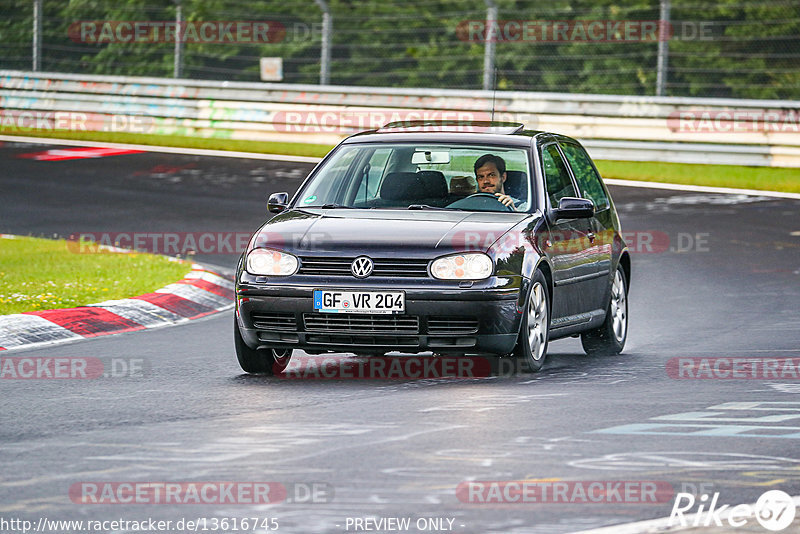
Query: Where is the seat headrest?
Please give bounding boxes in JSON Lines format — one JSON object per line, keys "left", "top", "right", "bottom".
{"left": 449, "top": 175, "right": 477, "bottom": 195}
{"left": 380, "top": 171, "right": 447, "bottom": 201}
{"left": 504, "top": 170, "right": 527, "bottom": 200}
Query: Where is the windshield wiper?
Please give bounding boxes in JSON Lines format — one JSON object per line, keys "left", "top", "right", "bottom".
{"left": 407, "top": 204, "right": 467, "bottom": 211}
{"left": 407, "top": 204, "right": 449, "bottom": 211}
{"left": 308, "top": 203, "right": 353, "bottom": 209}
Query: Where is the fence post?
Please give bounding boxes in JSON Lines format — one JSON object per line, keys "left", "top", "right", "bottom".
{"left": 482, "top": 0, "right": 497, "bottom": 90}
{"left": 656, "top": 0, "right": 671, "bottom": 96}
{"left": 315, "top": 0, "right": 332, "bottom": 85}
{"left": 32, "top": 0, "right": 42, "bottom": 71}
{"left": 174, "top": 0, "right": 184, "bottom": 78}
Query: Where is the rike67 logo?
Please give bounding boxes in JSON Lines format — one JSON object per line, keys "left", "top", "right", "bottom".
{"left": 670, "top": 490, "right": 796, "bottom": 531}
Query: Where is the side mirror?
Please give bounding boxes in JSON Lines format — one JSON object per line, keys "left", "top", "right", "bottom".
{"left": 554, "top": 197, "right": 594, "bottom": 220}
{"left": 267, "top": 192, "right": 289, "bottom": 214}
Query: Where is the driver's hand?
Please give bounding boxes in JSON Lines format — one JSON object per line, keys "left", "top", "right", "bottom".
{"left": 495, "top": 193, "right": 517, "bottom": 210}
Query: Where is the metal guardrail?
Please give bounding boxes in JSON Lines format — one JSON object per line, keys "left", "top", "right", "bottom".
{"left": 2, "top": 70, "right": 799, "bottom": 167}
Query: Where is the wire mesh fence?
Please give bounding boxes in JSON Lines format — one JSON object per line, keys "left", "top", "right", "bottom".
{"left": 0, "top": 0, "right": 798, "bottom": 99}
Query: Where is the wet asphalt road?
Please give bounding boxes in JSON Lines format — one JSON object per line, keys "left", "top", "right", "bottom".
{"left": 1, "top": 140, "right": 800, "bottom": 533}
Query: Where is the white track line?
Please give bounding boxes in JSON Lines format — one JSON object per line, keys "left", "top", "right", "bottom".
{"left": 2, "top": 135, "right": 798, "bottom": 199}
{"left": 604, "top": 178, "right": 800, "bottom": 200}
{"left": 0, "top": 134, "right": 322, "bottom": 163}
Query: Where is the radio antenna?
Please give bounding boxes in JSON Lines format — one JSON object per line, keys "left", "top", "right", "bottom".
{"left": 490, "top": 67, "right": 498, "bottom": 122}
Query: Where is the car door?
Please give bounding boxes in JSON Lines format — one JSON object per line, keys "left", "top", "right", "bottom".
{"left": 539, "top": 143, "right": 598, "bottom": 324}
{"left": 559, "top": 140, "right": 613, "bottom": 313}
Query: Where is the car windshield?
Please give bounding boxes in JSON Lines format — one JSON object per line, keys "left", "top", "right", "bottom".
{"left": 296, "top": 143, "right": 532, "bottom": 212}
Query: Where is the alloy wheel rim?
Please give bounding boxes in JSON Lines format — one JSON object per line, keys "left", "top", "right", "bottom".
{"left": 610, "top": 270, "right": 627, "bottom": 343}
{"left": 527, "top": 282, "right": 548, "bottom": 361}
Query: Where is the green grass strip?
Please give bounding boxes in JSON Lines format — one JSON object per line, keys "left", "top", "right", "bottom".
{"left": 594, "top": 160, "right": 800, "bottom": 194}
{"left": 0, "top": 235, "right": 192, "bottom": 315}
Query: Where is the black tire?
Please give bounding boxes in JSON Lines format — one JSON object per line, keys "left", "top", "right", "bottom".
{"left": 513, "top": 270, "right": 550, "bottom": 373}
{"left": 581, "top": 265, "right": 628, "bottom": 356}
{"left": 234, "top": 316, "right": 293, "bottom": 374}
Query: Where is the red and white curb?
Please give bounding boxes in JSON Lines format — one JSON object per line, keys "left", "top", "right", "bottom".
{"left": 0, "top": 265, "right": 234, "bottom": 352}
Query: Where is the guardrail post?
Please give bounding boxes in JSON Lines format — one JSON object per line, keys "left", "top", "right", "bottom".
{"left": 482, "top": 0, "right": 497, "bottom": 91}
{"left": 656, "top": 0, "right": 671, "bottom": 96}
{"left": 32, "top": 0, "right": 42, "bottom": 71}
{"left": 315, "top": 0, "right": 332, "bottom": 85}
{"left": 173, "top": 0, "right": 184, "bottom": 78}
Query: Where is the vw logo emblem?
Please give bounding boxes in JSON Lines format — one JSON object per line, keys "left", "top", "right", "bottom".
{"left": 351, "top": 256, "right": 374, "bottom": 278}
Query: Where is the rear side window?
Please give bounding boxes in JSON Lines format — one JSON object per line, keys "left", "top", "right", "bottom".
{"left": 541, "top": 144, "right": 576, "bottom": 208}
{"left": 560, "top": 142, "right": 609, "bottom": 210}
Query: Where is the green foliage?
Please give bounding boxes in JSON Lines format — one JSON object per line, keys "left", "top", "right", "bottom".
{"left": 0, "top": 0, "right": 798, "bottom": 97}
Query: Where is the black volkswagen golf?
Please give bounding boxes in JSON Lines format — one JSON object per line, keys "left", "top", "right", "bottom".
{"left": 235, "top": 121, "right": 630, "bottom": 374}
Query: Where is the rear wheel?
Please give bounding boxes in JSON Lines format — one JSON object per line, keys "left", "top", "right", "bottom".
{"left": 234, "top": 316, "right": 293, "bottom": 374}
{"left": 514, "top": 271, "right": 550, "bottom": 372}
{"left": 581, "top": 266, "right": 628, "bottom": 356}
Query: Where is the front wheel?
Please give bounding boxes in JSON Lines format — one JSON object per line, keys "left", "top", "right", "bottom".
{"left": 581, "top": 265, "right": 628, "bottom": 356}
{"left": 234, "top": 316, "right": 293, "bottom": 374}
{"left": 513, "top": 271, "right": 550, "bottom": 372}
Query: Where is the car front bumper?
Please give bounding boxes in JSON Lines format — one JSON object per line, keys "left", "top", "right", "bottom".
{"left": 235, "top": 275, "right": 528, "bottom": 356}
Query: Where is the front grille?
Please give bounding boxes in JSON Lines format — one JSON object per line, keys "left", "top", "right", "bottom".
{"left": 297, "top": 257, "right": 352, "bottom": 276}
{"left": 372, "top": 259, "right": 429, "bottom": 277}
{"left": 427, "top": 316, "right": 479, "bottom": 335}
{"left": 298, "top": 257, "right": 429, "bottom": 278}
{"left": 303, "top": 313, "right": 419, "bottom": 334}
{"left": 251, "top": 312, "right": 296, "bottom": 331}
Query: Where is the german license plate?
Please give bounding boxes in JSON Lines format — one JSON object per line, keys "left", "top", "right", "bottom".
{"left": 313, "top": 290, "right": 405, "bottom": 314}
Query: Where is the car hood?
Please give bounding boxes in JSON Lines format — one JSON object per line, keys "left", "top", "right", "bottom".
{"left": 250, "top": 208, "right": 534, "bottom": 257}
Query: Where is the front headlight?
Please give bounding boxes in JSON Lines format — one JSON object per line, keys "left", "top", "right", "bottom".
{"left": 246, "top": 248, "right": 299, "bottom": 276}
{"left": 431, "top": 253, "right": 493, "bottom": 280}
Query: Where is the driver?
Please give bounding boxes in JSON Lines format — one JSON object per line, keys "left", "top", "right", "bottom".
{"left": 474, "top": 154, "right": 523, "bottom": 210}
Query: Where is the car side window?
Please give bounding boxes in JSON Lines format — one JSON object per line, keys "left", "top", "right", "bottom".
{"left": 541, "top": 144, "right": 576, "bottom": 209}
{"left": 560, "top": 142, "right": 609, "bottom": 211}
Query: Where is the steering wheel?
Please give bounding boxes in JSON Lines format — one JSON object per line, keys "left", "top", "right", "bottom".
{"left": 448, "top": 192, "right": 514, "bottom": 212}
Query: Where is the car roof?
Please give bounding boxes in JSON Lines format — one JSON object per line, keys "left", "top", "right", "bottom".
{"left": 342, "top": 131, "right": 538, "bottom": 147}
{"left": 341, "top": 121, "right": 578, "bottom": 148}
